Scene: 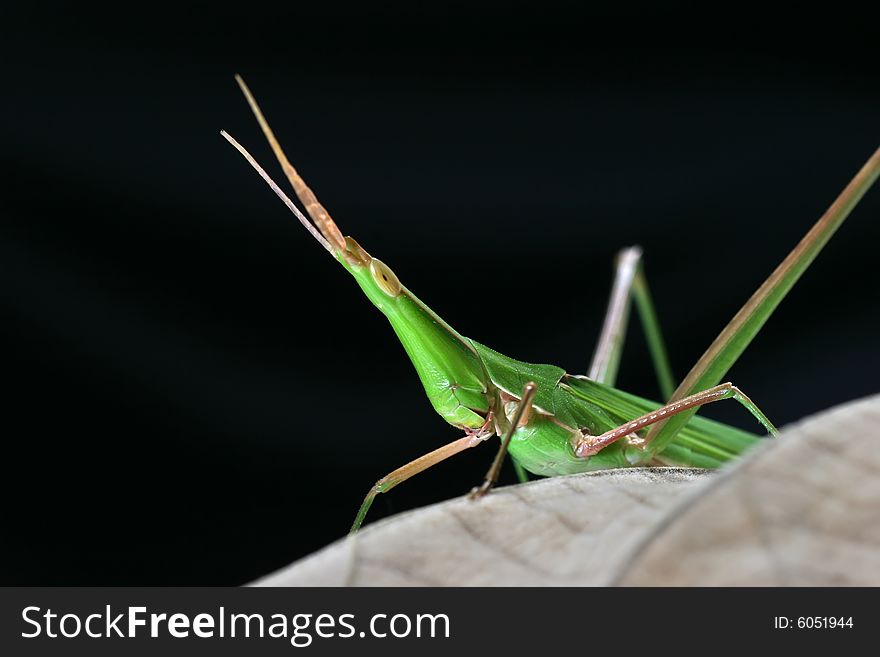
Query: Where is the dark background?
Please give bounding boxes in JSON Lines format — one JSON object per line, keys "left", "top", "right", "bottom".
{"left": 2, "top": 3, "right": 878, "bottom": 584}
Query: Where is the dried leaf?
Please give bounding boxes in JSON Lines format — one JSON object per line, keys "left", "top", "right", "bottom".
{"left": 253, "top": 395, "right": 880, "bottom": 586}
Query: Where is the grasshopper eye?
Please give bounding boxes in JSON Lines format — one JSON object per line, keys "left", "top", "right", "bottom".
{"left": 370, "top": 259, "right": 402, "bottom": 297}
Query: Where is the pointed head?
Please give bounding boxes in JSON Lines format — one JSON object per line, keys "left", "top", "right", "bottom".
{"left": 331, "top": 236, "right": 409, "bottom": 317}
{"left": 220, "top": 101, "right": 490, "bottom": 429}
{"left": 219, "top": 129, "right": 407, "bottom": 312}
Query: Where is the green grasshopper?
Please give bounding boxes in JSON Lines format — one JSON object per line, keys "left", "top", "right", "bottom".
{"left": 222, "top": 76, "right": 880, "bottom": 534}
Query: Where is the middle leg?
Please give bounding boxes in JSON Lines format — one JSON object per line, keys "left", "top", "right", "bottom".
{"left": 470, "top": 382, "right": 537, "bottom": 498}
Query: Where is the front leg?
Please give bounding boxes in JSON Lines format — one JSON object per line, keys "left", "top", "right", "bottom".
{"left": 350, "top": 418, "right": 494, "bottom": 534}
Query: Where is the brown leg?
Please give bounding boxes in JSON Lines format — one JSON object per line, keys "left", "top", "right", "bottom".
{"left": 589, "top": 247, "right": 641, "bottom": 385}
{"left": 574, "top": 382, "right": 778, "bottom": 458}
{"left": 469, "top": 382, "right": 538, "bottom": 499}
{"left": 588, "top": 247, "right": 675, "bottom": 399}
{"left": 350, "top": 427, "right": 493, "bottom": 534}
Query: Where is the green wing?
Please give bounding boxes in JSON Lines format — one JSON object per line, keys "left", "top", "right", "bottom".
{"left": 470, "top": 339, "right": 762, "bottom": 471}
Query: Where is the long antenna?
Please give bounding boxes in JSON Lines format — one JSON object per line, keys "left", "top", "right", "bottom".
{"left": 220, "top": 130, "right": 334, "bottom": 254}
{"left": 234, "top": 75, "right": 346, "bottom": 251}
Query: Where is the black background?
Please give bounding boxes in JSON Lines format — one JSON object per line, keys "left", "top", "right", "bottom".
{"left": 2, "top": 3, "right": 878, "bottom": 584}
